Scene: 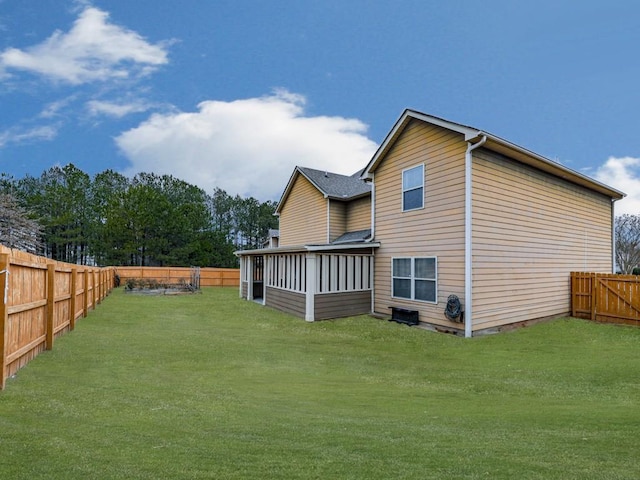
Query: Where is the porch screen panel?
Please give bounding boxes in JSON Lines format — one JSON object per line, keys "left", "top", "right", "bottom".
{"left": 330, "top": 256, "right": 338, "bottom": 292}
{"left": 362, "top": 257, "right": 370, "bottom": 290}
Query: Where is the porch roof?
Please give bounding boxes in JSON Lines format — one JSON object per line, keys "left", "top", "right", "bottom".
{"left": 235, "top": 241, "right": 380, "bottom": 256}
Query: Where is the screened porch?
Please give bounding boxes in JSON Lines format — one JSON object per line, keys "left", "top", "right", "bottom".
{"left": 237, "top": 244, "right": 378, "bottom": 321}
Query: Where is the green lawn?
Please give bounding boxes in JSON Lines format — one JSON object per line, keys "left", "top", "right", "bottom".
{"left": 1, "top": 288, "right": 638, "bottom": 479}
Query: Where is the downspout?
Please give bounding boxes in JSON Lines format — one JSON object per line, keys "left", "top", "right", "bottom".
{"left": 367, "top": 173, "right": 375, "bottom": 241}
{"left": 326, "top": 197, "right": 331, "bottom": 243}
{"left": 464, "top": 135, "right": 487, "bottom": 338}
{"left": 367, "top": 173, "right": 375, "bottom": 315}
{"left": 611, "top": 198, "right": 617, "bottom": 273}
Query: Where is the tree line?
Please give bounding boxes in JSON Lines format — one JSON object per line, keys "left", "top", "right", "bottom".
{"left": 615, "top": 214, "right": 640, "bottom": 274}
{"left": 0, "top": 164, "right": 278, "bottom": 267}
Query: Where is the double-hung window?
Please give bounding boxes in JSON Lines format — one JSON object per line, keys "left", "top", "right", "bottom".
{"left": 402, "top": 164, "right": 424, "bottom": 211}
{"left": 392, "top": 257, "right": 437, "bottom": 303}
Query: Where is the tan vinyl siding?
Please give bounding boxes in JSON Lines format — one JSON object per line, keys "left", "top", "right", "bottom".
{"left": 346, "top": 196, "right": 371, "bottom": 232}
{"left": 372, "top": 120, "right": 467, "bottom": 327}
{"left": 328, "top": 200, "right": 347, "bottom": 242}
{"left": 471, "top": 149, "right": 613, "bottom": 330}
{"left": 279, "top": 175, "right": 328, "bottom": 246}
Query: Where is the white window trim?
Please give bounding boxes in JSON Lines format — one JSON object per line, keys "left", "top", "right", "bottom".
{"left": 391, "top": 256, "right": 437, "bottom": 304}
{"left": 401, "top": 164, "right": 425, "bottom": 212}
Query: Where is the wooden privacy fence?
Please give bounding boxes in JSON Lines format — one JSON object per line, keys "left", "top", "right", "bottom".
{"left": 0, "top": 246, "right": 115, "bottom": 389}
{"left": 571, "top": 272, "right": 640, "bottom": 326}
{"left": 115, "top": 266, "right": 239, "bottom": 287}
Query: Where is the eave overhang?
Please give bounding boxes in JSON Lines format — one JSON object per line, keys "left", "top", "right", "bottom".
{"left": 235, "top": 242, "right": 380, "bottom": 256}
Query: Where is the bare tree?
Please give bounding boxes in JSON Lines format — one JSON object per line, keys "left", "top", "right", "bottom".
{"left": 615, "top": 214, "right": 640, "bottom": 274}
{"left": 0, "top": 194, "right": 43, "bottom": 254}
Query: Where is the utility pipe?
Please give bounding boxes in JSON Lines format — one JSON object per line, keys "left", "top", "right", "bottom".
{"left": 326, "top": 197, "right": 331, "bottom": 244}
{"left": 464, "top": 135, "right": 487, "bottom": 338}
{"left": 611, "top": 198, "right": 618, "bottom": 273}
{"left": 367, "top": 173, "right": 375, "bottom": 315}
{"left": 366, "top": 173, "right": 375, "bottom": 241}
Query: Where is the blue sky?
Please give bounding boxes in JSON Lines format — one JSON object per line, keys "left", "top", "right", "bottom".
{"left": 0, "top": 0, "right": 638, "bottom": 214}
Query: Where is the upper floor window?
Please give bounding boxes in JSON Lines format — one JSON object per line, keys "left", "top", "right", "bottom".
{"left": 402, "top": 164, "right": 424, "bottom": 211}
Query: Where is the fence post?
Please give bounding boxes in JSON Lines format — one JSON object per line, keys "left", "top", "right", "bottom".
{"left": 570, "top": 273, "right": 576, "bottom": 317}
{"left": 97, "top": 270, "right": 102, "bottom": 305}
{"left": 590, "top": 273, "right": 597, "bottom": 321}
{"left": 92, "top": 270, "right": 97, "bottom": 309}
{"left": 46, "top": 263, "right": 55, "bottom": 350}
{"left": 70, "top": 267, "right": 77, "bottom": 330}
{"left": 0, "top": 253, "right": 9, "bottom": 390}
{"left": 83, "top": 269, "right": 89, "bottom": 318}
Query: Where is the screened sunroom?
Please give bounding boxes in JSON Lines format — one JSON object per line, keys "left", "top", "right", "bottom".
{"left": 236, "top": 242, "right": 379, "bottom": 321}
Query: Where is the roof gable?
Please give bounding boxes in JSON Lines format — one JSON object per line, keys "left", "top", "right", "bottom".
{"left": 361, "top": 109, "right": 478, "bottom": 177}
{"left": 362, "top": 109, "right": 624, "bottom": 200}
{"left": 276, "top": 166, "right": 371, "bottom": 214}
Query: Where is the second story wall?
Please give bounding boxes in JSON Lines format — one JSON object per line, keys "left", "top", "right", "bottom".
{"left": 371, "top": 119, "right": 468, "bottom": 325}
{"left": 346, "top": 196, "right": 371, "bottom": 232}
{"left": 328, "top": 196, "right": 372, "bottom": 241}
{"left": 328, "top": 200, "right": 346, "bottom": 242}
{"left": 279, "top": 175, "right": 327, "bottom": 246}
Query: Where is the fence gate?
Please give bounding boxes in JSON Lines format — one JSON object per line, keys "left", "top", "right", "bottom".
{"left": 571, "top": 272, "right": 640, "bottom": 326}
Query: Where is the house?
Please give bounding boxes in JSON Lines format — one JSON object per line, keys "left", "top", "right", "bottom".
{"left": 237, "top": 109, "right": 625, "bottom": 336}
{"left": 262, "top": 229, "right": 280, "bottom": 249}
{"left": 237, "top": 166, "right": 379, "bottom": 321}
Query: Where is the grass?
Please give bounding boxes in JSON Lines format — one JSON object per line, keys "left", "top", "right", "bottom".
{"left": 0, "top": 287, "right": 639, "bottom": 479}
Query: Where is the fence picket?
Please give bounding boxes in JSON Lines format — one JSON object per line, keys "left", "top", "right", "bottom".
{"left": 46, "top": 264, "right": 55, "bottom": 351}
{"left": 0, "top": 253, "right": 9, "bottom": 390}
{"left": 571, "top": 272, "right": 640, "bottom": 326}
{"left": 0, "top": 245, "right": 116, "bottom": 390}
{"left": 115, "top": 266, "right": 239, "bottom": 287}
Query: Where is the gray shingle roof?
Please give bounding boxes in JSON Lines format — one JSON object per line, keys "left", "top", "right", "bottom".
{"left": 331, "top": 229, "right": 372, "bottom": 245}
{"left": 298, "top": 167, "right": 371, "bottom": 200}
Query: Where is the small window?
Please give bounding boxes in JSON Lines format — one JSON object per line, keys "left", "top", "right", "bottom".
{"left": 392, "top": 257, "right": 437, "bottom": 303}
{"left": 402, "top": 164, "right": 424, "bottom": 211}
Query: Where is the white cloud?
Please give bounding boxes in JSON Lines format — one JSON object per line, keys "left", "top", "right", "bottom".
{"left": 87, "top": 99, "right": 150, "bottom": 118}
{"left": 593, "top": 156, "right": 640, "bottom": 216}
{"left": 0, "top": 124, "right": 58, "bottom": 147}
{"left": 0, "top": 6, "right": 169, "bottom": 85}
{"left": 116, "top": 91, "right": 378, "bottom": 200}
{"left": 39, "top": 96, "right": 78, "bottom": 118}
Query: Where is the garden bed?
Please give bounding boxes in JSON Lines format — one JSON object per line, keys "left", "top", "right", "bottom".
{"left": 123, "top": 278, "right": 200, "bottom": 295}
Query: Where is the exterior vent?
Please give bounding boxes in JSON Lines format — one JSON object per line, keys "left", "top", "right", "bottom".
{"left": 389, "top": 306, "right": 419, "bottom": 326}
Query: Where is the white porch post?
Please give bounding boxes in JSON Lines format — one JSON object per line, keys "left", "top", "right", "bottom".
{"left": 247, "top": 256, "right": 254, "bottom": 301}
{"left": 239, "top": 256, "right": 244, "bottom": 298}
{"left": 305, "top": 253, "right": 316, "bottom": 322}
{"left": 263, "top": 255, "right": 269, "bottom": 306}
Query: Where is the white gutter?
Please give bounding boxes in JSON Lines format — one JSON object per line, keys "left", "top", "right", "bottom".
{"left": 464, "top": 134, "right": 487, "bottom": 338}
